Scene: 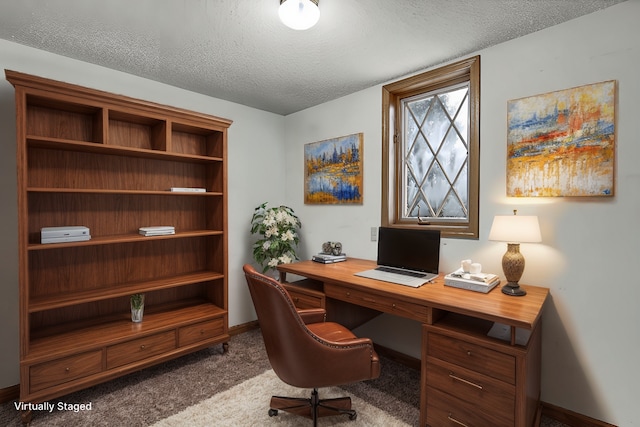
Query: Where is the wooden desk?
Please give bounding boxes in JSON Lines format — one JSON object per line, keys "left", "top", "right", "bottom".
{"left": 279, "top": 258, "right": 549, "bottom": 427}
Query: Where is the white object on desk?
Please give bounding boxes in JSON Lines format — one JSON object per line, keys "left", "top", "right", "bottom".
{"left": 470, "top": 262, "right": 482, "bottom": 274}
{"left": 444, "top": 268, "right": 500, "bottom": 293}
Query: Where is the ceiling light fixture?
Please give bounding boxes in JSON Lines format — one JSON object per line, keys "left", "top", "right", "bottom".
{"left": 279, "top": 0, "right": 320, "bottom": 31}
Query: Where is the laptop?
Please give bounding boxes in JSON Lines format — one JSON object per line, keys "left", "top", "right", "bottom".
{"left": 355, "top": 227, "right": 441, "bottom": 287}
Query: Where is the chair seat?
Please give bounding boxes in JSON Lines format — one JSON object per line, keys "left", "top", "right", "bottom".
{"left": 307, "top": 322, "right": 358, "bottom": 343}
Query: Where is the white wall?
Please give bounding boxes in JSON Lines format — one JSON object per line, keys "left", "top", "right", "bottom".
{"left": 283, "top": 2, "right": 639, "bottom": 425}
{"left": 0, "top": 40, "right": 285, "bottom": 388}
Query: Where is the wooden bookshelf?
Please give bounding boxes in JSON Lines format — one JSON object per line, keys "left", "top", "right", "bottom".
{"left": 6, "top": 70, "right": 232, "bottom": 422}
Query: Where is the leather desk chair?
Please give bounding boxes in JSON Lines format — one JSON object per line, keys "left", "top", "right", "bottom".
{"left": 243, "top": 264, "right": 381, "bottom": 426}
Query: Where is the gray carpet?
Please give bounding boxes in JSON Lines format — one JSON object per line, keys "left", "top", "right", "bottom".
{"left": 0, "top": 329, "right": 567, "bottom": 426}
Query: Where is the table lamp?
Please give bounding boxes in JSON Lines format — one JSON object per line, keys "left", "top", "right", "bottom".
{"left": 488, "top": 210, "right": 541, "bottom": 296}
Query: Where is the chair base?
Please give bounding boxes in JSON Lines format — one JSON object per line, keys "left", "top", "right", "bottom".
{"left": 269, "top": 388, "right": 357, "bottom": 426}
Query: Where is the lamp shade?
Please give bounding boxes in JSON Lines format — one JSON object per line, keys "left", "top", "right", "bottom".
{"left": 279, "top": 0, "right": 320, "bottom": 30}
{"left": 489, "top": 214, "right": 541, "bottom": 243}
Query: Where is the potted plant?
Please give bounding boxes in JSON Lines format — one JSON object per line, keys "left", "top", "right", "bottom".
{"left": 130, "top": 293, "right": 145, "bottom": 323}
{"left": 250, "top": 202, "right": 302, "bottom": 279}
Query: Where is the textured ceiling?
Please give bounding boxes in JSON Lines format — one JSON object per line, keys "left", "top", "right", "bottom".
{"left": 0, "top": 0, "right": 627, "bottom": 115}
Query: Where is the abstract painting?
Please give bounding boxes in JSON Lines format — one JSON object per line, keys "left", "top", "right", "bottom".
{"left": 507, "top": 81, "right": 615, "bottom": 197}
{"left": 304, "top": 133, "right": 363, "bottom": 204}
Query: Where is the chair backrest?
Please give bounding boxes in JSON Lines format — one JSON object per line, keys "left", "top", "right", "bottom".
{"left": 243, "top": 264, "right": 340, "bottom": 387}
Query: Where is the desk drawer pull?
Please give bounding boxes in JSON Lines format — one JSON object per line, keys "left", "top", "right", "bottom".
{"left": 363, "top": 297, "right": 376, "bottom": 303}
{"left": 449, "top": 372, "right": 483, "bottom": 390}
{"left": 447, "top": 413, "right": 469, "bottom": 427}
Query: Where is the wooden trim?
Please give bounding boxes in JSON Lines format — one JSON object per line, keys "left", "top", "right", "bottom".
{"left": 228, "top": 320, "right": 259, "bottom": 337}
{"left": 381, "top": 56, "right": 480, "bottom": 239}
{"left": 541, "top": 401, "right": 618, "bottom": 427}
{"left": 0, "top": 384, "right": 19, "bottom": 404}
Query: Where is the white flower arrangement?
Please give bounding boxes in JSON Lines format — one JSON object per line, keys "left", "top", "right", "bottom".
{"left": 250, "top": 202, "right": 301, "bottom": 273}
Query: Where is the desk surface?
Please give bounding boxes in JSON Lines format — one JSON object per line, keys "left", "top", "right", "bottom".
{"left": 278, "top": 258, "right": 549, "bottom": 330}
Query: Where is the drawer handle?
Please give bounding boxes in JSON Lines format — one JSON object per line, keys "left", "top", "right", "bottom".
{"left": 65, "top": 367, "right": 70, "bottom": 372}
{"left": 449, "top": 372, "right": 483, "bottom": 390}
{"left": 140, "top": 345, "right": 146, "bottom": 350}
{"left": 447, "top": 413, "right": 469, "bottom": 427}
{"left": 363, "top": 297, "right": 376, "bottom": 303}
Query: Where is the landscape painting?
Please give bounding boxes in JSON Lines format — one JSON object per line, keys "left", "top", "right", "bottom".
{"left": 304, "top": 133, "right": 363, "bottom": 204}
{"left": 507, "top": 80, "right": 615, "bottom": 197}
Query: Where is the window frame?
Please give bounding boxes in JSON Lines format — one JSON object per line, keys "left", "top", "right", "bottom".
{"left": 381, "top": 56, "right": 480, "bottom": 239}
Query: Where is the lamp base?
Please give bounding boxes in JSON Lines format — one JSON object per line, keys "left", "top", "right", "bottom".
{"left": 501, "top": 282, "right": 527, "bottom": 297}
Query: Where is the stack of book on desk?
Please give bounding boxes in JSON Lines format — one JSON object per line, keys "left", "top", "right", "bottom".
{"left": 139, "top": 226, "right": 175, "bottom": 236}
{"left": 444, "top": 268, "right": 500, "bottom": 293}
{"left": 311, "top": 253, "right": 347, "bottom": 264}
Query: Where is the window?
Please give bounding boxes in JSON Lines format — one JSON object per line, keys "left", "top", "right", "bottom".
{"left": 382, "top": 56, "right": 480, "bottom": 238}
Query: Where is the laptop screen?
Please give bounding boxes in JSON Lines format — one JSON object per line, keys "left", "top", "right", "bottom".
{"left": 377, "top": 227, "right": 441, "bottom": 274}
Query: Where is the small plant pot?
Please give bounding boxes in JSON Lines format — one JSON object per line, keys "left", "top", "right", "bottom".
{"left": 130, "top": 294, "right": 145, "bottom": 323}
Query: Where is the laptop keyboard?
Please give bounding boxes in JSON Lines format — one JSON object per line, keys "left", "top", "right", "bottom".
{"left": 375, "top": 266, "right": 427, "bottom": 278}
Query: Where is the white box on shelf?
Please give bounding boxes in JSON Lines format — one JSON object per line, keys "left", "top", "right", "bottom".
{"left": 169, "top": 187, "right": 206, "bottom": 192}
{"left": 41, "top": 226, "right": 91, "bottom": 244}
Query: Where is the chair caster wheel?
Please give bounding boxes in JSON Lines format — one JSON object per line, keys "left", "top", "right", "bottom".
{"left": 268, "top": 409, "right": 278, "bottom": 417}
{"left": 349, "top": 412, "right": 357, "bottom": 420}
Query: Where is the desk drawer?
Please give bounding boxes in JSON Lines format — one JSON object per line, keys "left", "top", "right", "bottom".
{"left": 30, "top": 350, "right": 102, "bottom": 393}
{"left": 426, "top": 386, "right": 512, "bottom": 427}
{"left": 285, "top": 287, "right": 324, "bottom": 309}
{"left": 325, "top": 284, "right": 429, "bottom": 322}
{"left": 106, "top": 331, "right": 176, "bottom": 369}
{"left": 427, "top": 332, "right": 515, "bottom": 384}
{"left": 179, "top": 318, "right": 225, "bottom": 347}
{"left": 426, "top": 358, "right": 514, "bottom": 416}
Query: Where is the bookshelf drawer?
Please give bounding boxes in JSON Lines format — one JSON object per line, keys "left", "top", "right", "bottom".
{"left": 427, "top": 332, "right": 515, "bottom": 384}
{"left": 30, "top": 350, "right": 102, "bottom": 393}
{"left": 107, "top": 331, "right": 176, "bottom": 369}
{"left": 178, "top": 318, "right": 225, "bottom": 347}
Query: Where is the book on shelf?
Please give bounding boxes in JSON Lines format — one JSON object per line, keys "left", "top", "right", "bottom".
{"left": 169, "top": 187, "right": 206, "bottom": 193}
{"left": 312, "top": 253, "right": 347, "bottom": 264}
{"left": 139, "top": 226, "right": 175, "bottom": 236}
{"left": 444, "top": 268, "right": 500, "bottom": 293}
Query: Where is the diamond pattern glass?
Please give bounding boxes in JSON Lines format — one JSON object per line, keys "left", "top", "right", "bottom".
{"left": 402, "top": 84, "right": 469, "bottom": 220}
